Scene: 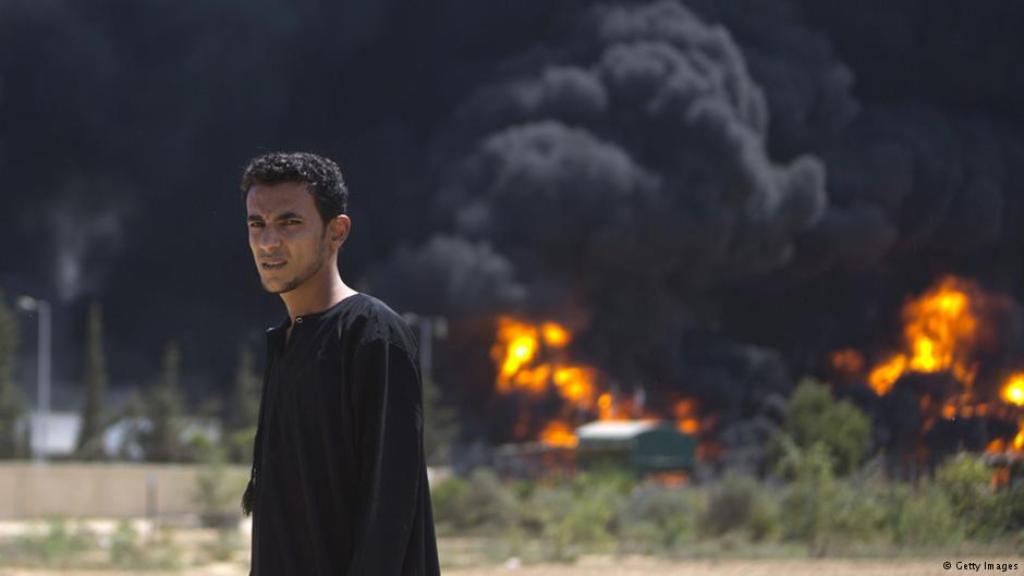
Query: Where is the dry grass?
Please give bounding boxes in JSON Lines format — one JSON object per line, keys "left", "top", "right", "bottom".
{"left": 446, "top": 557, "right": 1022, "bottom": 576}
{"left": 3, "top": 557, "right": 1022, "bottom": 576}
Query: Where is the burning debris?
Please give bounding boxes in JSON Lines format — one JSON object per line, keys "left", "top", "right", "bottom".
{"left": 489, "top": 314, "right": 711, "bottom": 466}
{"left": 827, "top": 275, "right": 1024, "bottom": 463}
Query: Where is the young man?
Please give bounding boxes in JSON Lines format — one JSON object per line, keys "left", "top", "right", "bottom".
{"left": 240, "top": 151, "right": 440, "bottom": 575}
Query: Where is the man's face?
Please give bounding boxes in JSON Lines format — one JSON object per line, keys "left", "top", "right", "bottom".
{"left": 246, "top": 182, "right": 335, "bottom": 294}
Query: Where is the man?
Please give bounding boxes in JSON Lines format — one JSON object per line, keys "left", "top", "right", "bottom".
{"left": 239, "top": 151, "right": 440, "bottom": 575}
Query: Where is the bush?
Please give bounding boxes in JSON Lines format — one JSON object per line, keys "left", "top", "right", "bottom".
{"left": 702, "top": 473, "right": 769, "bottom": 538}
{"left": 193, "top": 444, "right": 249, "bottom": 528}
{"left": 776, "top": 439, "right": 839, "bottom": 553}
{"left": 521, "top": 483, "right": 616, "bottom": 561}
{"left": 619, "top": 484, "right": 701, "bottom": 552}
{"left": 109, "top": 521, "right": 145, "bottom": 568}
{"left": 430, "top": 468, "right": 519, "bottom": 533}
{"left": 935, "top": 453, "right": 1008, "bottom": 538}
{"left": 828, "top": 479, "right": 890, "bottom": 545}
{"left": 10, "top": 519, "right": 97, "bottom": 568}
{"left": 776, "top": 378, "right": 872, "bottom": 476}
{"left": 892, "top": 483, "right": 960, "bottom": 547}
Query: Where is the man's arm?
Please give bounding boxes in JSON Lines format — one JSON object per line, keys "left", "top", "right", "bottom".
{"left": 347, "top": 336, "right": 424, "bottom": 575}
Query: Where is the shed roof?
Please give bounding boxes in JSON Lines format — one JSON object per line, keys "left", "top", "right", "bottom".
{"left": 576, "top": 420, "right": 664, "bottom": 440}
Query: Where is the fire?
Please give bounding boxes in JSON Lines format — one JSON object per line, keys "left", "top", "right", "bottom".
{"left": 491, "top": 317, "right": 541, "bottom": 393}
{"left": 673, "top": 399, "right": 700, "bottom": 435}
{"left": 650, "top": 471, "right": 689, "bottom": 487}
{"left": 542, "top": 322, "right": 571, "bottom": 348}
{"left": 830, "top": 348, "right": 865, "bottom": 376}
{"left": 491, "top": 315, "right": 602, "bottom": 438}
{"left": 903, "top": 280, "right": 976, "bottom": 374}
{"left": 553, "top": 366, "right": 596, "bottom": 408}
{"left": 1002, "top": 374, "right": 1024, "bottom": 407}
{"left": 491, "top": 315, "right": 705, "bottom": 452}
{"left": 597, "top": 393, "right": 615, "bottom": 420}
{"left": 985, "top": 438, "right": 1006, "bottom": 453}
{"left": 869, "top": 354, "right": 907, "bottom": 396}
{"left": 540, "top": 421, "right": 578, "bottom": 448}
{"left": 829, "top": 275, "right": 1024, "bottom": 467}
{"left": 491, "top": 316, "right": 595, "bottom": 405}
{"left": 860, "top": 277, "right": 980, "bottom": 396}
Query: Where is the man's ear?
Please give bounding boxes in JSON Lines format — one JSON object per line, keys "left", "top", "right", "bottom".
{"left": 328, "top": 215, "right": 351, "bottom": 246}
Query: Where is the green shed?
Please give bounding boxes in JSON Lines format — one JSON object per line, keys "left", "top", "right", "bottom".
{"left": 575, "top": 420, "right": 697, "bottom": 472}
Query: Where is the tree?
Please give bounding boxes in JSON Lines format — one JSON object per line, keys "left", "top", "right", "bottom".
{"left": 140, "top": 340, "right": 188, "bottom": 462}
{"left": 0, "top": 289, "right": 26, "bottom": 459}
{"left": 76, "top": 301, "right": 109, "bottom": 459}
{"left": 115, "top": 390, "right": 146, "bottom": 461}
{"left": 422, "top": 375, "right": 458, "bottom": 466}
{"left": 225, "top": 345, "right": 260, "bottom": 464}
{"left": 775, "top": 377, "right": 872, "bottom": 476}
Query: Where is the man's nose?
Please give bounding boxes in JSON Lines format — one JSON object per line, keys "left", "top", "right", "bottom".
{"left": 256, "top": 226, "right": 283, "bottom": 250}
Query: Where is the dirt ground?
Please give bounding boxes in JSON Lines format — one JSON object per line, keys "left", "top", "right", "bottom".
{"left": 0, "top": 520, "right": 1019, "bottom": 575}
{"left": 2, "top": 557, "right": 1021, "bottom": 576}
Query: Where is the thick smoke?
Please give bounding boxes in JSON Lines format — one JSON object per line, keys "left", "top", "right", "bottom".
{"left": 367, "top": 236, "right": 526, "bottom": 316}
{"left": 682, "top": 0, "right": 1024, "bottom": 283}
{"left": 3, "top": 0, "right": 1023, "bottom": 462}
{"left": 376, "top": 1, "right": 828, "bottom": 388}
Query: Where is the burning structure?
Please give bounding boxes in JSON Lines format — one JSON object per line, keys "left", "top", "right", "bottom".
{"left": 480, "top": 274, "right": 1024, "bottom": 482}
{"left": 357, "top": 2, "right": 1024, "bottom": 484}
{"left": 826, "top": 276, "right": 1024, "bottom": 479}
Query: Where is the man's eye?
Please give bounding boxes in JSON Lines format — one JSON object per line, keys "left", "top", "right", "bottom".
{"left": 285, "top": 219, "right": 302, "bottom": 226}
{"left": 248, "top": 221, "right": 264, "bottom": 228}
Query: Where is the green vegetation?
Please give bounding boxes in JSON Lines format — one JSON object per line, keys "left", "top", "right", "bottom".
{"left": 0, "top": 288, "right": 26, "bottom": 459}
{"left": 427, "top": 384, "right": 1022, "bottom": 565}
{"left": 423, "top": 374, "right": 458, "bottom": 466}
{"left": 773, "top": 377, "right": 872, "bottom": 476}
{"left": 139, "top": 340, "right": 189, "bottom": 462}
{"left": 0, "top": 519, "right": 183, "bottom": 570}
{"left": 225, "top": 345, "right": 260, "bottom": 465}
{"left": 431, "top": 447, "right": 1023, "bottom": 564}
{"left": 76, "top": 301, "right": 110, "bottom": 460}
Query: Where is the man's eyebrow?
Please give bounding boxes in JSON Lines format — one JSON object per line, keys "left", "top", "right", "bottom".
{"left": 246, "top": 212, "right": 305, "bottom": 222}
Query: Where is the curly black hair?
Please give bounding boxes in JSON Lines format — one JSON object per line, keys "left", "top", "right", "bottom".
{"left": 240, "top": 151, "right": 348, "bottom": 222}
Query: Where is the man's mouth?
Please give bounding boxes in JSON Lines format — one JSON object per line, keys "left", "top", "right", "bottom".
{"left": 261, "top": 260, "right": 287, "bottom": 271}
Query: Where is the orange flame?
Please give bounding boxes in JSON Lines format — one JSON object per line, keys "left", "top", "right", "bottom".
{"left": 491, "top": 317, "right": 542, "bottom": 393}
{"left": 830, "top": 348, "right": 865, "bottom": 376}
{"left": 539, "top": 421, "right": 578, "bottom": 448}
{"left": 552, "top": 366, "right": 596, "bottom": 408}
{"left": 673, "top": 399, "right": 700, "bottom": 435}
{"left": 859, "top": 277, "right": 980, "bottom": 396}
{"left": 829, "top": 276, "right": 1024, "bottom": 464}
{"left": 542, "top": 322, "right": 571, "bottom": 348}
{"left": 492, "top": 315, "right": 706, "bottom": 454}
{"left": 1001, "top": 374, "right": 1024, "bottom": 407}
{"left": 869, "top": 354, "right": 907, "bottom": 396}
{"left": 985, "top": 438, "right": 1006, "bottom": 454}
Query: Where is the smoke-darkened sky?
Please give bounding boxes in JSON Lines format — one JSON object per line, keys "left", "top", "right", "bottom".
{"left": 2, "top": 0, "right": 1023, "bottom": 439}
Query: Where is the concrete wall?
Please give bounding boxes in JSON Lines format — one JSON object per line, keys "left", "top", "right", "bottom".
{"left": 0, "top": 462, "right": 249, "bottom": 520}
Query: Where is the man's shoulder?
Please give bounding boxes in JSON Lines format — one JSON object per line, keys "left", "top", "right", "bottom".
{"left": 336, "top": 293, "right": 417, "bottom": 352}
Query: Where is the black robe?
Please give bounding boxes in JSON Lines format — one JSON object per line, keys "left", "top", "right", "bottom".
{"left": 245, "top": 293, "right": 440, "bottom": 575}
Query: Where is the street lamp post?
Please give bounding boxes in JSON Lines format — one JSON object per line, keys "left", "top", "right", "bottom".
{"left": 16, "top": 296, "right": 51, "bottom": 464}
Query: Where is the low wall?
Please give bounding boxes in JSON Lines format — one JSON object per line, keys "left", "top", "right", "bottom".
{"left": 0, "top": 462, "right": 249, "bottom": 520}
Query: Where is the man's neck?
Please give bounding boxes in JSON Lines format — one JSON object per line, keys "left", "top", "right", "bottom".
{"left": 280, "top": 265, "right": 358, "bottom": 326}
